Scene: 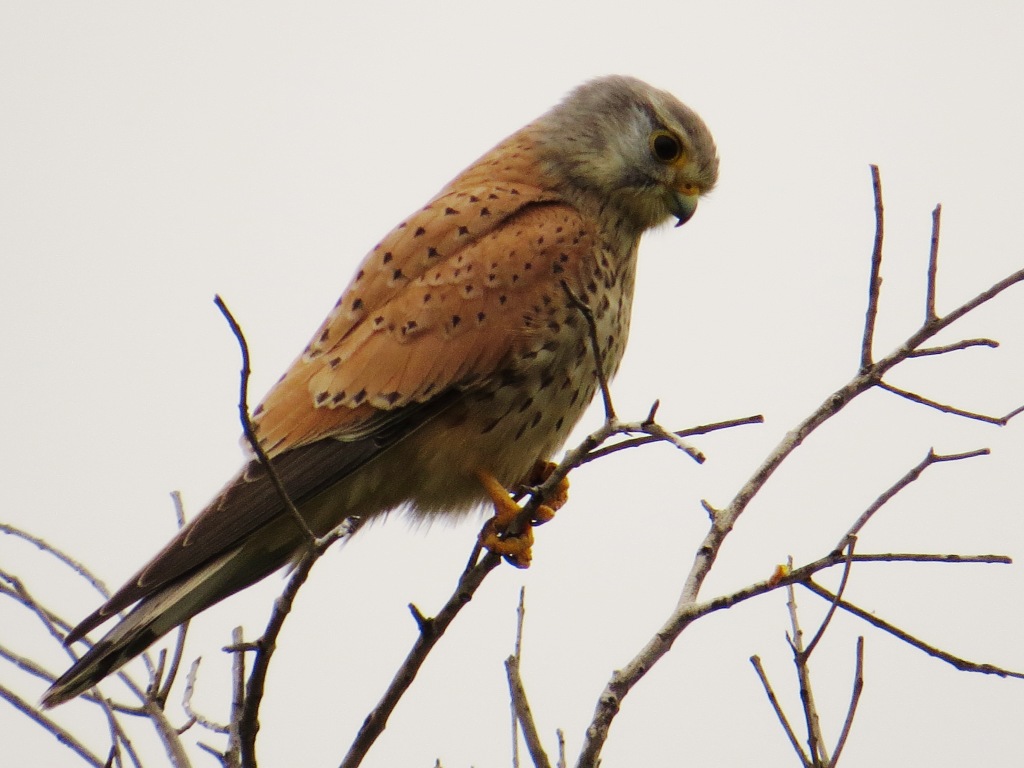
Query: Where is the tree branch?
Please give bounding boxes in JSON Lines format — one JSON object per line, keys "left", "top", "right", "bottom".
{"left": 802, "top": 581, "right": 1024, "bottom": 679}
{"left": 575, "top": 168, "right": 1024, "bottom": 765}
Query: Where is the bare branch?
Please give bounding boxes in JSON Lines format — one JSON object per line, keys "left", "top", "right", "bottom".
{"left": 0, "top": 570, "right": 164, "bottom": 757}
{"left": 261, "top": 400, "right": 736, "bottom": 765}
{"left": 340, "top": 549, "right": 504, "bottom": 768}
{"left": 860, "top": 164, "right": 885, "bottom": 371}
{"left": 239, "top": 518, "right": 356, "bottom": 765}
{"left": 560, "top": 280, "right": 615, "bottom": 422}
{"left": 226, "top": 626, "right": 245, "bottom": 768}
{"left": 878, "top": 382, "right": 1012, "bottom": 424}
{"left": 0, "top": 523, "right": 114, "bottom": 603}
{"left": 155, "top": 494, "right": 191, "bottom": 706}
{"left": 182, "top": 659, "right": 229, "bottom": 734}
{"left": 214, "top": 294, "right": 316, "bottom": 548}
{"left": 843, "top": 553, "right": 1010, "bottom": 564}
{"left": 0, "top": 681, "right": 106, "bottom": 767}
{"left": 803, "top": 581, "right": 1024, "bottom": 679}
{"left": 786, "top": 574, "right": 828, "bottom": 764}
{"left": 577, "top": 414, "right": 762, "bottom": 465}
{"left": 506, "top": 659, "right": 550, "bottom": 768}
{"left": 750, "top": 655, "right": 810, "bottom": 767}
{"left": 840, "top": 449, "right": 989, "bottom": 549}
{"left": 830, "top": 637, "right": 865, "bottom": 765}
{"left": 505, "top": 588, "right": 550, "bottom": 768}
{"left": 513, "top": 586, "right": 526, "bottom": 659}
{"left": 908, "top": 338, "right": 999, "bottom": 357}
{"left": 510, "top": 589, "right": 523, "bottom": 768}
{"left": 216, "top": 295, "right": 363, "bottom": 766}
{"left": 804, "top": 539, "right": 856, "bottom": 660}
{"left": 576, "top": 213, "right": 1024, "bottom": 761}
{"left": 926, "top": 204, "right": 941, "bottom": 322}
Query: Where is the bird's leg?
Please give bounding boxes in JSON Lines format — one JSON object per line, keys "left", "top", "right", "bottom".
{"left": 475, "top": 461, "right": 570, "bottom": 568}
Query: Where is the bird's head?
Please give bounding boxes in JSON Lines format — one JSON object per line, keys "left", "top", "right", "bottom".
{"left": 536, "top": 75, "right": 719, "bottom": 232}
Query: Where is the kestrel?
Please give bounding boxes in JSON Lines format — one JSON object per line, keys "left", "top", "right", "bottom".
{"left": 42, "top": 75, "right": 718, "bottom": 707}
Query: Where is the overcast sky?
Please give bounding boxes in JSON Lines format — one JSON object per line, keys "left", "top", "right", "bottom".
{"left": 2, "top": 3, "right": 1023, "bottom": 766}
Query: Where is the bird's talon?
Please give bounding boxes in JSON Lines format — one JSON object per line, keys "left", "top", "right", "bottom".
{"left": 547, "top": 477, "right": 569, "bottom": 513}
{"left": 532, "top": 504, "right": 556, "bottom": 526}
{"left": 520, "top": 460, "right": 570, "bottom": 514}
{"left": 479, "top": 522, "right": 533, "bottom": 568}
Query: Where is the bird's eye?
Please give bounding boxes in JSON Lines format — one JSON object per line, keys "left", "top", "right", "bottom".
{"left": 650, "top": 130, "right": 683, "bottom": 163}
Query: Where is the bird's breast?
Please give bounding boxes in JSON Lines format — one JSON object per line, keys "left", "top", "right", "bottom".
{"left": 394, "top": 236, "right": 639, "bottom": 518}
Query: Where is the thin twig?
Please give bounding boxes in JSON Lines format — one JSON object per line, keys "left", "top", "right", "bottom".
{"left": 860, "top": 164, "right": 885, "bottom": 372}
{"left": 804, "top": 539, "right": 856, "bottom": 660}
{"left": 156, "top": 493, "right": 190, "bottom": 706}
{"left": 830, "top": 637, "right": 865, "bottom": 765}
{"left": 841, "top": 449, "right": 989, "bottom": 548}
{"left": 908, "top": 338, "right": 998, "bottom": 357}
{"left": 560, "top": 280, "right": 615, "bottom": 422}
{"left": 878, "top": 382, "right": 1011, "bottom": 424}
{"left": 505, "top": 588, "right": 550, "bottom": 768}
{"left": 0, "top": 572, "right": 151, "bottom": 753}
{"left": 926, "top": 204, "right": 941, "bottom": 322}
{"left": 840, "top": 553, "right": 1011, "bottom": 564}
{"left": 213, "top": 294, "right": 316, "bottom": 548}
{"left": 577, "top": 414, "right": 762, "bottom": 465}
{"left": 574, "top": 541, "right": 1016, "bottom": 756}
{"left": 238, "top": 519, "right": 355, "bottom": 766}
{"left": 506, "top": 658, "right": 550, "bottom": 768}
{"left": 786, "top": 572, "right": 827, "bottom": 764}
{"left": 750, "top": 655, "right": 810, "bottom": 767}
{"left": 218, "top": 627, "right": 246, "bottom": 768}
{"left": 802, "top": 581, "right": 1024, "bottom": 679}
{"left": 182, "top": 659, "right": 228, "bottom": 734}
{"left": 0, "top": 523, "right": 113, "bottom": 601}
{"left": 0, "top": 682, "right": 106, "bottom": 767}
{"left": 511, "top": 589, "right": 524, "bottom": 768}
{"left": 215, "top": 295, "right": 356, "bottom": 766}
{"left": 340, "top": 550, "right": 504, "bottom": 768}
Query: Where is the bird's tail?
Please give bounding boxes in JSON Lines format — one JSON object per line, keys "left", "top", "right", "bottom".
{"left": 41, "top": 549, "right": 240, "bottom": 708}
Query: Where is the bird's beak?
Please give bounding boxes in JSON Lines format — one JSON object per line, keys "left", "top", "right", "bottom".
{"left": 669, "top": 186, "right": 700, "bottom": 227}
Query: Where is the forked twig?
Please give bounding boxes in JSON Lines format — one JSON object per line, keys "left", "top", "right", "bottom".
{"left": 505, "top": 589, "right": 551, "bottom": 768}
{"left": 841, "top": 448, "right": 988, "bottom": 548}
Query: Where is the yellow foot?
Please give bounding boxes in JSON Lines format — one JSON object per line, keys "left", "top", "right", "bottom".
{"left": 519, "top": 460, "right": 569, "bottom": 524}
{"left": 475, "top": 462, "right": 570, "bottom": 568}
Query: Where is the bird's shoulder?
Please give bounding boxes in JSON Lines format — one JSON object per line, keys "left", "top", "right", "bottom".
{"left": 252, "top": 165, "right": 599, "bottom": 455}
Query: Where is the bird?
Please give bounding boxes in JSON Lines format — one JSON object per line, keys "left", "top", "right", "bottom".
{"left": 41, "top": 75, "right": 718, "bottom": 707}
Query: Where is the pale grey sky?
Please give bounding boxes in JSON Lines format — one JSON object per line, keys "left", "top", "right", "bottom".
{"left": 2, "top": 3, "right": 1023, "bottom": 766}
